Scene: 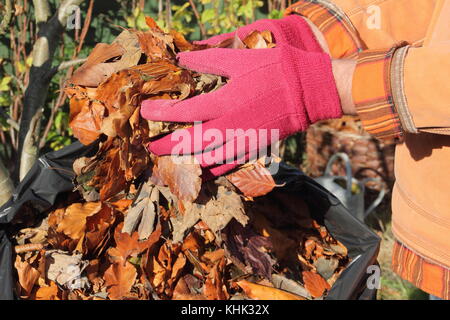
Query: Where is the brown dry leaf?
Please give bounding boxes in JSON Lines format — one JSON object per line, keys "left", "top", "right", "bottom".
{"left": 330, "top": 241, "right": 348, "bottom": 256}
{"left": 98, "top": 147, "right": 128, "bottom": 201}
{"left": 226, "top": 163, "right": 278, "bottom": 197}
{"left": 112, "top": 30, "right": 142, "bottom": 66}
{"left": 260, "top": 30, "right": 273, "bottom": 44}
{"left": 70, "top": 42, "right": 125, "bottom": 86}
{"left": 167, "top": 252, "right": 187, "bottom": 290}
{"left": 108, "top": 223, "right": 157, "bottom": 263}
{"left": 122, "top": 181, "right": 158, "bottom": 240}
{"left": 314, "top": 256, "right": 339, "bottom": 280}
{"left": 110, "top": 199, "right": 133, "bottom": 212}
{"left": 202, "top": 249, "right": 225, "bottom": 265}
{"left": 70, "top": 30, "right": 142, "bottom": 87}
{"left": 204, "top": 257, "right": 229, "bottom": 300}
{"left": 84, "top": 204, "right": 116, "bottom": 256}
{"left": 184, "top": 185, "right": 248, "bottom": 235}
{"left": 250, "top": 214, "right": 298, "bottom": 266}
{"left": 69, "top": 98, "right": 105, "bottom": 145}
{"left": 271, "top": 274, "right": 310, "bottom": 299}
{"left": 14, "top": 255, "right": 40, "bottom": 298}
{"left": 223, "top": 220, "right": 274, "bottom": 279}
{"left": 56, "top": 202, "right": 102, "bottom": 241}
{"left": 236, "top": 280, "right": 306, "bottom": 300}
{"left": 104, "top": 261, "right": 137, "bottom": 300}
{"left": 243, "top": 30, "right": 269, "bottom": 49}
{"left": 94, "top": 70, "right": 134, "bottom": 111}
{"left": 181, "top": 232, "right": 204, "bottom": 254}
{"left": 101, "top": 106, "right": 135, "bottom": 139}
{"left": 46, "top": 251, "right": 89, "bottom": 290}
{"left": 145, "top": 16, "right": 161, "bottom": 30}
{"left": 169, "top": 203, "right": 202, "bottom": 243}
{"left": 152, "top": 156, "right": 202, "bottom": 203}
{"left": 302, "top": 271, "right": 331, "bottom": 298}
{"left": 34, "top": 281, "right": 61, "bottom": 300}
{"left": 136, "top": 31, "right": 168, "bottom": 61}
{"left": 144, "top": 242, "right": 182, "bottom": 296}
{"left": 170, "top": 30, "right": 195, "bottom": 51}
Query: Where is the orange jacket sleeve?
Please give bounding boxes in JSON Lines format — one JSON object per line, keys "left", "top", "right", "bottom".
{"left": 286, "top": 0, "right": 450, "bottom": 140}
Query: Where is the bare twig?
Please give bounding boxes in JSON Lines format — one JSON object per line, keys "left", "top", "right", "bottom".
{"left": 76, "top": 0, "right": 93, "bottom": 54}
{"left": 138, "top": 0, "right": 145, "bottom": 10}
{"left": 188, "top": 0, "right": 207, "bottom": 38}
{"left": 158, "top": 0, "right": 163, "bottom": 21}
{"left": 56, "top": 57, "right": 87, "bottom": 71}
{"left": 15, "top": 243, "right": 45, "bottom": 254}
{"left": 165, "top": 0, "right": 172, "bottom": 29}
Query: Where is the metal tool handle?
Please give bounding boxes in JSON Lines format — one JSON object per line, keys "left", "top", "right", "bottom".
{"left": 324, "top": 153, "right": 353, "bottom": 202}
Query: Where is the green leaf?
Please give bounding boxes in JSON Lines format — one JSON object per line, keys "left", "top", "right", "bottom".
{"left": 269, "top": 9, "right": 283, "bottom": 20}
{"left": 201, "top": 8, "right": 216, "bottom": 24}
{"left": 136, "top": 13, "right": 149, "bottom": 30}
{"left": 237, "top": 1, "right": 253, "bottom": 19}
{"left": 0, "top": 77, "right": 12, "bottom": 91}
{"left": 0, "top": 94, "right": 10, "bottom": 107}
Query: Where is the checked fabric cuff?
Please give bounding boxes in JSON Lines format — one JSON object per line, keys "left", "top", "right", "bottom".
{"left": 352, "top": 46, "right": 408, "bottom": 142}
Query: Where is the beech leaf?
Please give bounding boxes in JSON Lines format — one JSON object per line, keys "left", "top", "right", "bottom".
{"left": 302, "top": 271, "right": 331, "bottom": 298}
{"left": 236, "top": 280, "right": 306, "bottom": 300}
{"left": 122, "top": 181, "right": 159, "bottom": 240}
{"left": 226, "top": 163, "right": 278, "bottom": 197}
{"left": 56, "top": 202, "right": 102, "bottom": 241}
{"left": 152, "top": 156, "right": 202, "bottom": 203}
{"left": 104, "top": 261, "right": 137, "bottom": 300}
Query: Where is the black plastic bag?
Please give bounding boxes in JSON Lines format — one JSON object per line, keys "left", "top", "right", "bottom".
{"left": 0, "top": 142, "right": 380, "bottom": 300}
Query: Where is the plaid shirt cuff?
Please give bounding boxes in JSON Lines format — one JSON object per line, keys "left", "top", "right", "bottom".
{"left": 393, "top": 240, "right": 450, "bottom": 300}
{"left": 352, "top": 47, "right": 406, "bottom": 141}
{"left": 285, "top": 0, "right": 363, "bottom": 59}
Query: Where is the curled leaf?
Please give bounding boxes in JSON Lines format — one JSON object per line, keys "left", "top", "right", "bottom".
{"left": 236, "top": 280, "right": 306, "bottom": 300}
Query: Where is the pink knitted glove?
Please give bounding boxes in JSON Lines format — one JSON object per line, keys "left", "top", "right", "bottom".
{"left": 196, "top": 15, "right": 321, "bottom": 51}
{"left": 141, "top": 45, "right": 342, "bottom": 178}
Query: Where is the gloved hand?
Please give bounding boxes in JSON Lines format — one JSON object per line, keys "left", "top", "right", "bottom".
{"left": 141, "top": 44, "right": 342, "bottom": 178}
{"left": 196, "top": 15, "right": 323, "bottom": 52}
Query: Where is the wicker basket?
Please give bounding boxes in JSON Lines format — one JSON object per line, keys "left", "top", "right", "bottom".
{"left": 303, "top": 116, "right": 396, "bottom": 189}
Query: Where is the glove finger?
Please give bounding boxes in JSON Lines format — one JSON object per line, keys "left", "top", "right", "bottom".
{"left": 200, "top": 153, "right": 249, "bottom": 181}
{"left": 140, "top": 84, "right": 235, "bottom": 122}
{"left": 177, "top": 48, "right": 273, "bottom": 77}
{"left": 147, "top": 90, "right": 295, "bottom": 157}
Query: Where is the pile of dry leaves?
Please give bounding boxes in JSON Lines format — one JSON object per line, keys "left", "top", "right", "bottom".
{"left": 12, "top": 18, "right": 350, "bottom": 300}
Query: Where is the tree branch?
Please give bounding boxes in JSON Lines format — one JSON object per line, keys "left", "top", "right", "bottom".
{"left": 45, "top": 57, "right": 87, "bottom": 79}
{"left": 0, "top": 0, "right": 12, "bottom": 36}
{"left": 188, "top": 0, "right": 207, "bottom": 38}
{"left": 17, "top": 0, "right": 84, "bottom": 181}
{"left": 0, "top": 158, "right": 14, "bottom": 207}
{"left": 20, "top": 109, "right": 42, "bottom": 181}
{"left": 32, "top": 0, "right": 51, "bottom": 25}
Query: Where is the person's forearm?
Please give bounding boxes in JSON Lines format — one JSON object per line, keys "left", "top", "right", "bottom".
{"left": 331, "top": 59, "right": 357, "bottom": 116}
{"left": 300, "top": 16, "right": 357, "bottom": 116}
